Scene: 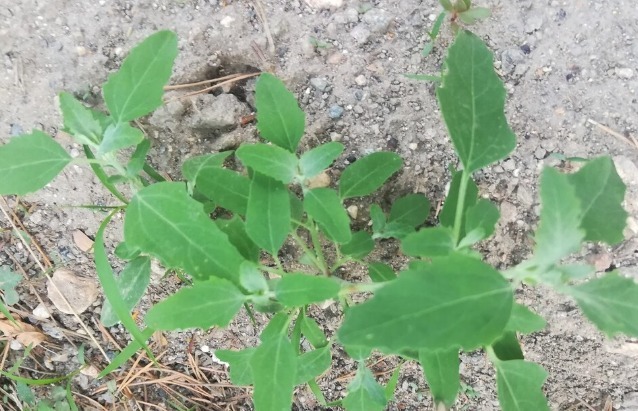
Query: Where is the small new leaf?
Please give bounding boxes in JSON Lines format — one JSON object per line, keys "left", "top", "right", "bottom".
{"left": 98, "top": 122, "right": 144, "bottom": 156}
{"left": 236, "top": 143, "right": 299, "bottom": 184}
{"left": 340, "top": 231, "right": 374, "bottom": 260}
{"left": 419, "top": 348, "right": 460, "bottom": 407}
{"left": 343, "top": 364, "right": 387, "bottom": 411}
{"left": 182, "top": 152, "right": 232, "bottom": 183}
{"left": 295, "top": 345, "right": 332, "bottom": 385}
{"left": 59, "top": 92, "right": 102, "bottom": 145}
{"left": 275, "top": 274, "right": 341, "bottom": 307}
{"left": 101, "top": 257, "right": 151, "bottom": 327}
{"left": 246, "top": 173, "right": 291, "bottom": 256}
{"left": 506, "top": 303, "right": 546, "bottom": 334}
{"left": 494, "top": 360, "right": 550, "bottom": 411}
{"left": 388, "top": 193, "right": 430, "bottom": 228}
{"left": 339, "top": 152, "right": 402, "bottom": 199}
{"left": 305, "top": 188, "right": 352, "bottom": 244}
{"left": 196, "top": 168, "right": 250, "bottom": 215}
{"left": 300, "top": 142, "right": 344, "bottom": 178}
{"left": 401, "top": 227, "right": 455, "bottom": 258}
{"left": 0, "top": 266, "right": 22, "bottom": 305}
{"left": 215, "top": 348, "right": 256, "bottom": 386}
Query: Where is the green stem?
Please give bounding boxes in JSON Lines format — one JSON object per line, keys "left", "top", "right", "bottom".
{"left": 290, "top": 230, "right": 323, "bottom": 272}
{"left": 341, "top": 281, "right": 386, "bottom": 296}
{"left": 143, "top": 162, "right": 166, "bottom": 182}
{"left": 307, "top": 217, "right": 328, "bottom": 275}
{"left": 452, "top": 169, "right": 470, "bottom": 245}
{"left": 82, "top": 145, "right": 129, "bottom": 204}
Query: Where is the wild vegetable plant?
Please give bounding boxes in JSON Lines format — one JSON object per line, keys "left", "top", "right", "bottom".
{"left": 0, "top": 27, "right": 636, "bottom": 411}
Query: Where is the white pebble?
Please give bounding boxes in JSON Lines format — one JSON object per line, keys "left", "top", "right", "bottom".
{"left": 33, "top": 303, "right": 51, "bottom": 320}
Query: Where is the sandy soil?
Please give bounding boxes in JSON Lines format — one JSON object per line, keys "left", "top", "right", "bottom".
{"left": 1, "top": 0, "right": 637, "bottom": 410}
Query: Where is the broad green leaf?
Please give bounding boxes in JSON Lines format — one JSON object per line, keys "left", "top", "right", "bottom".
{"left": 250, "top": 315, "right": 297, "bottom": 411}
{"left": 300, "top": 142, "right": 344, "bottom": 178}
{"left": 534, "top": 168, "right": 584, "bottom": 267}
{"left": 338, "top": 254, "right": 513, "bottom": 352}
{"left": 127, "top": 139, "right": 151, "bottom": 177}
{"left": 419, "top": 348, "right": 460, "bottom": 407}
{"left": 215, "top": 348, "right": 256, "bottom": 386}
{"left": 370, "top": 204, "right": 387, "bottom": 234}
{"left": 494, "top": 360, "right": 550, "bottom": 411}
{"left": 295, "top": 345, "right": 332, "bottom": 385}
{"left": 304, "top": 188, "right": 352, "bottom": 244}
{"left": 458, "top": 7, "right": 491, "bottom": 25}
{"left": 506, "top": 303, "right": 546, "bottom": 334}
{"left": 401, "top": 227, "right": 455, "bottom": 258}
{"left": 491, "top": 331, "right": 524, "bottom": 361}
{"left": 125, "top": 182, "right": 245, "bottom": 282}
{"left": 98, "top": 122, "right": 144, "bottom": 155}
{"left": 239, "top": 261, "right": 268, "bottom": 293}
{"left": 343, "top": 364, "right": 387, "bottom": 411}
{"left": 255, "top": 73, "right": 305, "bottom": 152}
{"left": 216, "top": 216, "right": 260, "bottom": 262}
{"left": 236, "top": 143, "right": 299, "bottom": 184}
{"left": 181, "top": 152, "right": 232, "bottom": 182}
{"left": 388, "top": 193, "right": 430, "bottom": 228}
{"left": 275, "top": 273, "right": 340, "bottom": 307}
{"left": 196, "top": 168, "right": 250, "bottom": 215}
{"left": 246, "top": 173, "right": 291, "bottom": 255}
{"left": 301, "top": 316, "right": 328, "bottom": 348}
{"left": 567, "top": 272, "right": 638, "bottom": 337}
{"left": 384, "top": 363, "right": 402, "bottom": 401}
{"left": 58, "top": 92, "right": 102, "bottom": 145}
{"left": 464, "top": 198, "right": 500, "bottom": 241}
{"left": 340, "top": 231, "right": 374, "bottom": 260}
{"left": 101, "top": 257, "right": 151, "bottom": 327}
{"left": 0, "top": 266, "right": 21, "bottom": 305}
{"left": 567, "top": 157, "right": 627, "bottom": 244}
{"left": 368, "top": 262, "right": 396, "bottom": 283}
{"left": 0, "top": 131, "right": 71, "bottom": 195}
{"left": 437, "top": 31, "right": 516, "bottom": 172}
{"left": 339, "top": 152, "right": 402, "bottom": 199}
{"left": 439, "top": 171, "right": 478, "bottom": 235}
{"left": 145, "top": 278, "right": 246, "bottom": 330}
{"left": 103, "top": 30, "right": 178, "bottom": 122}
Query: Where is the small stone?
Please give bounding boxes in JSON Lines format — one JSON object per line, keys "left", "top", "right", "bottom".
{"left": 408, "top": 142, "right": 418, "bottom": 150}
{"left": 306, "top": 171, "right": 331, "bottom": 189}
{"left": 330, "top": 132, "right": 342, "bottom": 141}
{"left": 47, "top": 268, "right": 99, "bottom": 315}
{"left": 189, "top": 93, "right": 247, "bottom": 133}
{"left": 220, "top": 16, "right": 235, "bottom": 28}
{"left": 304, "top": 0, "right": 343, "bottom": 9}
{"left": 201, "top": 345, "right": 210, "bottom": 353}
{"left": 72, "top": 230, "right": 94, "bottom": 252}
{"left": 80, "top": 365, "right": 100, "bottom": 378}
{"left": 354, "top": 74, "right": 367, "bottom": 86}
{"left": 326, "top": 52, "right": 345, "bottom": 65}
{"left": 10, "top": 123, "right": 23, "bottom": 136}
{"left": 347, "top": 205, "right": 358, "bottom": 219}
{"left": 534, "top": 147, "right": 546, "bottom": 159}
{"left": 524, "top": 14, "right": 543, "bottom": 33}
{"left": 501, "top": 48, "right": 526, "bottom": 74}
{"left": 362, "top": 8, "right": 392, "bottom": 33}
{"left": 328, "top": 105, "right": 344, "bottom": 119}
{"left": 500, "top": 201, "right": 517, "bottom": 222}
{"left": 75, "top": 46, "right": 87, "bottom": 56}
{"left": 10, "top": 340, "right": 23, "bottom": 350}
{"left": 350, "top": 24, "right": 371, "bottom": 44}
{"left": 33, "top": 303, "right": 51, "bottom": 320}
{"left": 615, "top": 67, "right": 634, "bottom": 79}
{"left": 310, "top": 77, "right": 330, "bottom": 92}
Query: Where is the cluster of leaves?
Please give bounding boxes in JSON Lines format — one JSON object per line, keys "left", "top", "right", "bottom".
{"left": 0, "top": 26, "right": 636, "bottom": 411}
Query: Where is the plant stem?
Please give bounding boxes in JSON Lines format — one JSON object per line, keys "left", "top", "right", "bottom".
{"left": 452, "top": 169, "right": 470, "bottom": 245}
{"left": 307, "top": 217, "right": 329, "bottom": 275}
{"left": 290, "top": 230, "right": 323, "bottom": 272}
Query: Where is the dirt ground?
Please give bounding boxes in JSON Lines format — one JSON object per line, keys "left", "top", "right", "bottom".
{"left": 1, "top": 0, "right": 638, "bottom": 410}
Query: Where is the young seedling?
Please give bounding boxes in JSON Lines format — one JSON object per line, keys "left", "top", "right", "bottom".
{"left": 0, "top": 27, "right": 635, "bottom": 411}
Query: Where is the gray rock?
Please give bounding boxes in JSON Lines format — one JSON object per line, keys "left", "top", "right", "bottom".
{"left": 188, "top": 93, "right": 247, "bottom": 133}
{"left": 328, "top": 105, "right": 344, "bottom": 119}
{"left": 501, "top": 48, "right": 526, "bottom": 74}
{"left": 149, "top": 99, "right": 188, "bottom": 131}
{"left": 620, "top": 392, "right": 638, "bottom": 410}
{"left": 524, "top": 14, "right": 543, "bottom": 33}
{"left": 350, "top": 24, "right": 371, "bottom": 44}
{"left": 310, "top": 77, "right": 330, "bottom": 92}
{"left": 10, "top": 123, "right": 23, "bottom": 136}
{"left": 362, "top": 8, "right": 392, "bottom": 34}
{"left": 615, "top": 67, "right": 634, "bottom": 79}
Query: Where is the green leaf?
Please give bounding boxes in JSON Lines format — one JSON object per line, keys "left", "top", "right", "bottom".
{"left": 181, "top": 152, "right": 232, "bottom": 182}
{"left": 0, "top": 131, "right": 71, "bottom": 195}
{"left": 534, "top": 168, "right": 584, "bottom": 267}
{"left": 491, "top": 331, "right": 524, "bottom": 361}
{"left": 114, "top": 241, "right": 140, "bottom": 260}
{"left": 275, "top": 273, "right": 340, "bottom": 307}
{"left": 216, "top": 216, "right": 260, "bottom": 262}
{"left": 58, "top": 92, "right": 102, "bottom": 145}
{"left": 388, "top": 193, "right": 430, "bottom": 228}
{"left": 301, "top": 315, "right": 328, "bottom": 349}
{"left": 0, "top": 266, "right": 21, "bottom": 305}
{"left": 340, "top": 231, "right": 374, "bottom": 260}
{"left": 304, "top": 188, "right": 352, "bottom": 244}
{"left": 239, "top": 262, "right": 268, "bottom": 293}
{"left": 401, "top": 227, "right": 455, "bottom": 258}
{"left": 98, "top": 122, "right": 144, "bottom": 155}
{"left": 494, "top": 360, "right": 550, "bottom": 411}
{"left": 567, "top": 272, "right": 638, "bottom": 337}
{"left": 101, "top": 257, "right": 151, "bottom": 327}
{"left": 437, "top": 30, "right": 516, "bottom": 172}
{"left": 343, "top": 364, "right": 387, "bottom": 411}
{"left": 295, "top": 345, "right": 332, "bottom": 385}
{"left": 215, "top": 348, "right": 256, "bottom": 386}
{"left": 368, "top": 262, "right": 396, "bottom": 283}
{"left": 404, "top": 73, "right": 442, "bottom": 83}
{"left": 439, "top": 171, "right": 478, "bottom": 234}
{"left": 458, "top": 7, "right": 491, "bottom": 25}
{"left": 506, "top": 303, "right": 546, "bottom": 334}
{"left": 255, "top": 73, "right": 305, "bottom": 152}
{"left": 236, "top": 143, "right": 299, "bottom": 184}
{"left": 339, "top": 152, "right": 403, "bottom": 199}
{"left": 246, "top": 173, "right": 291, "bottom": 255}
{"left": 338, "top": 254, "right": 513, "bottom": 352}
{"left": 196, "top": 168, "right": 250, "bottom": 215}
{"left": 567, "top": 157, "right": 627, "bottom": 244}
{"left": 250, "top": 316, "right": 297, "bottom": 411}
{"left": 374, "top": 221, "right": 415, "bottom": 240}
{"left": 370, "top": 204, "right": 387, "bottom": 234}
{"left": 300, "top": 142, "right": 344, "bottom": 178}
{"left": 419, "top": 348, "right": 460, "bottom": 407}
{"left": 464, "top": 198, "right": 500, "bottom": 242}
{"left": 384, "top": 363, "right": 402, "bottom": 401}
{"left": 127, "top": 139, "right": 151, "bottom": 177}
{"left": 103, "top": 30, "right": 178, "bottom": 123}
{"left": 125, "top": 182, "right": 246, "bottom": 282}
{"left": 145, "top": 278, "right": 246, "bottom": 330}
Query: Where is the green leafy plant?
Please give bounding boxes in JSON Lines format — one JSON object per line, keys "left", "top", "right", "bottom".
{"left": 0, "top": 26, "right": 636, "bottom": 411}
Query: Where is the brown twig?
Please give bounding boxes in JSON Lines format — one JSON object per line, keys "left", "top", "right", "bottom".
{"left": 587, "top": 118, "right": 638, "bottom": 150}
{"left": 164, "top": 73, "right": 252, "bottom": 91}
{"left": 165, "top": 72, "right": 261, "bottom": 102}
{"left": 252, "top": 0, "right": 276, "bottom": 54}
